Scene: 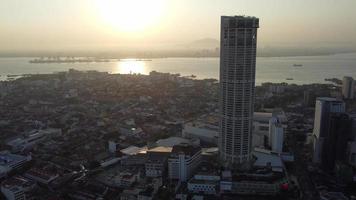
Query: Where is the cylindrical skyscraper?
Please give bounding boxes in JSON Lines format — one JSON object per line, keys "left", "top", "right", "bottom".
{"left": 219, "top": 16, "right": 259, "bottom": 165}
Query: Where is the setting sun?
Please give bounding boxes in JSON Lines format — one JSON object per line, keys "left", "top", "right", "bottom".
{"left": 94, "top": 0, "right": 165, "bottom": 32}
{"left": 116, "top": 59, "right": 147, "bottom": 74}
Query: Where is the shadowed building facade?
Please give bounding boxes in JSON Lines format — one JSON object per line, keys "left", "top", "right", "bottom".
{"left": 312, "top": 97, "right": 345, "bottom": 164}
{"left": 322, "top": 113, "right": 352, "bottom": 171}
{"left": 219, "top": 16, "right": 259, "bottom": 166}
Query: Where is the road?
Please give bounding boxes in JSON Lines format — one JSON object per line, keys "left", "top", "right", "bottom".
{"left": 286, "top": 116, "right": 319, "bottom": 200}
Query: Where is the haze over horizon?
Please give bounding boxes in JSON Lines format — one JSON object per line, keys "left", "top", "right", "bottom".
{"left": 1, "top": 0, "right": 356, "bottom": 54}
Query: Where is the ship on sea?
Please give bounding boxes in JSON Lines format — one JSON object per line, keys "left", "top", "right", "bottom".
{"left": 293, "top": 64, "right": 303, "bottom": 67}
{"left": 29, "top": 57, "right": 111, "bottom": 64}
{"left": 286, "top": 78, "right": 294, "bottom": 80}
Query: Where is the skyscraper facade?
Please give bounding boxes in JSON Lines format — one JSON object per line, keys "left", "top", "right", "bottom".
{"left": 342, "top": 76, "right": 355, "bottom": 99}
{"left": 312, "top": 97, "right": 345, "bottom": 163}
{"left": 322, "top": 113, "right": 352, "bottom": 171}
{"left": 219, "top": 16, "right": 259, "bottom": 165}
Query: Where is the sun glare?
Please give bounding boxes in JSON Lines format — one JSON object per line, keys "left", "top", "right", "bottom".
{"left": 94, "top": 0, "right": 165, "bottom": 32}
{"left": 115, "top": 60, "right": 147, "bottom": 74}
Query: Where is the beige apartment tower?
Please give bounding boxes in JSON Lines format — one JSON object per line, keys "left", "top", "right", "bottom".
{"left": 219, "top": 16, "right": 259, "bottom": 166}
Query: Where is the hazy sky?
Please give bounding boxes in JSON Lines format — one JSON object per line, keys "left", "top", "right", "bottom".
{"left": 1, "top": 0, "right": 356, "bottom": 51}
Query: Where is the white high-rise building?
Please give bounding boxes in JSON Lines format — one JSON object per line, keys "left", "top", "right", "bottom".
{"left": 219, "top": 16, "right": 259, "bottom": 165}
{"left": 168, "top": 144, "right": 202, "bottom": 182}
{"left": 342, "top": 76, "right": 355, "bottom": 99}
{"left": 269, "top": 117, "right": 284, "bottom": 153}
{"left": 312, "top": 97, "right": 345, "bottom": 163}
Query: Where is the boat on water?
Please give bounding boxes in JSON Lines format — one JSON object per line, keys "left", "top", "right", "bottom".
{"left": 293, "top": 64, "right": 303, "bottom": 67}
{"left": 286, "top": 78, "right": 294, "bottom": 80}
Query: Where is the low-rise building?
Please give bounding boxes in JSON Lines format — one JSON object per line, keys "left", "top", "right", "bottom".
{"left": 0, "top": 151, "right": 32, "bottom": 178}
{"left": 220, "top": 169, "right": 288, "bottom": 196}
{"left": 168, "top": 144, "right": 202, "bottom": 182}
{"left": 67, "top": 182, "right": 109, "bottom": 200}
{"left": 187, "top": 163, "right": 220, "bottom": 195}
{"left": 252, "top": 111, "right": 287, "bottom": 149}
{"left": 117, "top": 172, "right": 140, "bottom": 188}
{"left": 120, "top": 145, "right": 147, "bottom": 165}
{"left": 320, "top": 192, "right": 349, "bottom": 200}
{"left": 252, "top": 148, "right": 284, "bottom": 170}
{"left": 138, "top": 187, "right": 154, "bottom": 200}
{"left": 1, "top": 176, "right": 36, "bottom": 200}
{"left": 108, "top": 140, "right": 120, "bottom": 154}
{"left": 182, "top": 122, "right": 218, "bottom": 144}
{"left": 220, "top": 148, "right": 289, "bottom": 196}
{"left": 24, "top": 167, "right": 59, "bottom": 185}
{"left": 253, "top": 112, "right": 273, "bottom": 148}
{"left": 120, "top": 188, "right": 141, "bottom": 200}
{"left": 6, "top": 129, "right": 61, "bottom": 152}
{"left": 156, "top": 137, "right": 199, "bottom": 148}
{"left": 145, "top": 146, "right": 172, "bottom": 177}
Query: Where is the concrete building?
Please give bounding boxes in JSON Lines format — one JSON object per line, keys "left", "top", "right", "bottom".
{"left": 120, "top": 188, "right": 140, "bottom": 200}
{"left": 271, "top": 125, "right": 283, "bottom": 153}
{"left": 187, "top": 178, "right": 219, "bottom": 195}
{"left": 145, "top": 146, "right": 172, "bottom": 177}
{"left": 116, "top": 172, "right": 140, "bottom": 188}
{"left": 321, "top": 113, "right": 352, "bottom": 171}
{"left": 252, "top": 148, "right": 284, "bottom": 170}
{"left": 6, "top": 129, "right": 62, "bottom": 152}
{"left": 120, "top": 146, "right": 147, "bottom": 166}
{"left": 138, "top": 187, "right": 154, "bottom": 200}
{"left": 145, "top": 160, "right": 166, "bottom": 178}
{"left": 0, "top": 151, "right": 32, "bottom": 178}
{"left": 219, "top": 15, "right": 259, "bottom": 165}
{"left": 348, "top": 141, "right": 356, "bottom": 168}
{"left": 108, "top": 140, "right": 120, "bottom": 154}
{"left": 312, "top": 98, "right": 345, "bottom": 164}
{"left": 269, "top": 117, "right": 284, "bottom": 153}
{"left": 252, "top": 112, "right": 273, "bottom": 149}
{"left": 253, "top": 112, "right": 273, "bottom": 134}
{"left": 342, "top": 76, "right": 354, "bottom": 99}
{"left": 168, "top": 144, "right": 202, "bottom": 182}
{"left": 347, "top": 115, "right": 356, "bottom": 167}
{"left": 320, "top": 192, "right": 349, "bottom": 200}
{"left": 220, "top": 149, "right": 288, "bottom": 196}
{"left": 24, "top": 167, "right": 59, "bottom": 185}
{"left": 220, "top": 168, "right": 287, "bottom": 195}
{"left": 182, "top": 122, "right": 218, "bottom": 144}
{"left": 252, "top": 111, "right": 287, "bottom": 149}
{"left": 155, "top": 137, "right": 199, "bottom": 148}
{"left": 1, "top": 176, "right": 36, "bottom": 200}
{"left": 187, "top": 163, "right": 220, "bottom": 195}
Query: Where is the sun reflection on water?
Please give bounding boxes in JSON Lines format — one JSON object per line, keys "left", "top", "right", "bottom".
{"left": 115, "top": 59, "right": 147, "bottom": 75}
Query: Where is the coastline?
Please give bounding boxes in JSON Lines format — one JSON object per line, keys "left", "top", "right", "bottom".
{"left": 0, "top": 50, "right": 355, "bottom": 59}
{"left": 1, "top": 52, "right": 355, "bottom": 85}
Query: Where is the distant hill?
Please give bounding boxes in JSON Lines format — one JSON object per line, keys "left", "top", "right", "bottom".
{"left": 1, "top": 39, "right": 355, "bottom": 58}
